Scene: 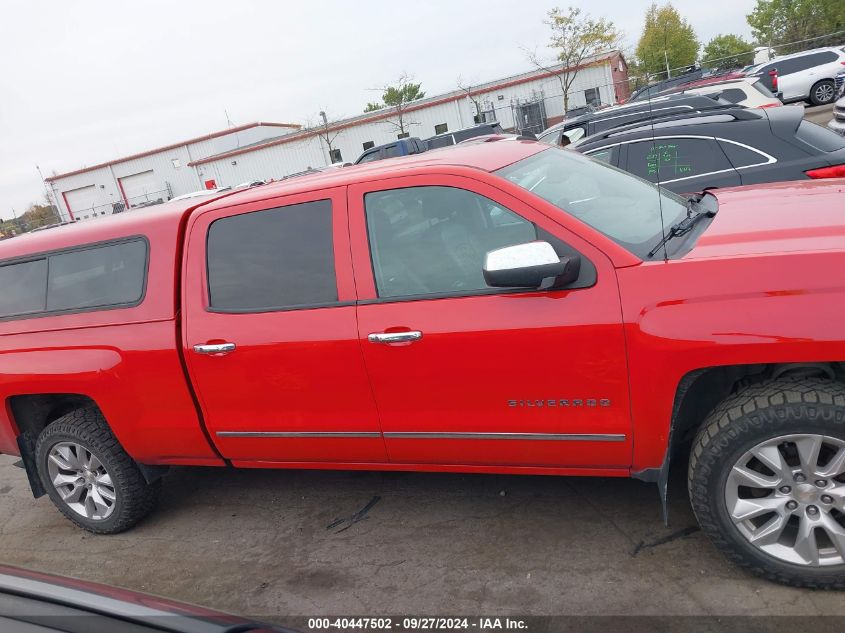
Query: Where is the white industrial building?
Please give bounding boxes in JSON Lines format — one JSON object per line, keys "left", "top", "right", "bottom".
{"left": 46, "top": 51, "right": 629, "bottom": 222}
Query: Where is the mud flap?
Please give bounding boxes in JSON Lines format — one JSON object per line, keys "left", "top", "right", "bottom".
{"left": 16, "top": 434, "right": 45, "bottom": 498}
{"left": 632, "top": 454, "right": 670, "bottom": 526}
{"left": 136, "top": 462, "right": 170, "bottom": 484}
{"left": 657, "top": 456, "right": 670, "bottom": 526}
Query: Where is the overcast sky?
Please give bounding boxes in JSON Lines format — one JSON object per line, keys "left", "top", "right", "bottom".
{"left": 0, "top": 0, "right": 756, "bottom": 215}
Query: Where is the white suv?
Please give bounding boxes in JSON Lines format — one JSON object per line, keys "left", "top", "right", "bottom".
{"left": 679, "top": 78, "right": 781, "bottom": 109}
{"left": 748, "top": 47, "right": 845, "bottom": 105}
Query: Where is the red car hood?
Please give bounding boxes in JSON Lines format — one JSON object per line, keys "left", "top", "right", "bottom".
{"left": 684, "top": 179, "right": 845, "bottom": 259}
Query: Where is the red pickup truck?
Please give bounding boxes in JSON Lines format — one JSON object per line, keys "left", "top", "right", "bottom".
{"left": 1, "top": 140, "right": 844, "bottom": 588}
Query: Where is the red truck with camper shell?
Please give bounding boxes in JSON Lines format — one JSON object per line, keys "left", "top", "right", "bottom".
{"left": 1, "top": 139, "right": 844, "bottom": 588}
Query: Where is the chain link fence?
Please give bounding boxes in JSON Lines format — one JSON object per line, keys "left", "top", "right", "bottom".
{"left": 70, "top": 184, "right": 173, "bottom": 221}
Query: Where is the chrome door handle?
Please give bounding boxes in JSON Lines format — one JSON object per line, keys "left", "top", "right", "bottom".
{"left": 193, "top": 342, "right": 236, "bottom": 355}
{"left": 368, "top": 331, "right": 423, "bottom": 344}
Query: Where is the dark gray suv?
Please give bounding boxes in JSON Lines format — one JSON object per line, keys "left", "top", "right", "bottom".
{"left": 572, "top": 105, "right": 845, "bottom": 192}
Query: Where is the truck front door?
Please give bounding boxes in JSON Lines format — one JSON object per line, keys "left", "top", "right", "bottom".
{"left": 349, "top": 174, "right": 632, "bottom": 469}
{"left": 183, "top": 187, "right": 387, "bottom": 464}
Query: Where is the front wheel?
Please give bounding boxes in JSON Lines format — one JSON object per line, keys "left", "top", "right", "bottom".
{"left": 809, "top": 80, "right": 836, "bottom": 106}
{"left": 35, "top": 407, "right": 161, "bottom": 534}
{"left": 689, "top": 379, "right": 845, "bottom": 588}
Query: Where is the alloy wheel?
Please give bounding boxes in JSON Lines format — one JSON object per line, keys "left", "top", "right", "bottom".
{"left": 725, "top": 433, "right": 845, "bottom": 566}
{"left": 815, "top": 83, "right": 835, "bottom": 104}
{"left": 46, "top": 441, "right": 117, "bottom": 520}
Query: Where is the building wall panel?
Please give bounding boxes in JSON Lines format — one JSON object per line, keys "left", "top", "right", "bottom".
{"left": 48, "top": 58, "right": 625, "bottom": 220}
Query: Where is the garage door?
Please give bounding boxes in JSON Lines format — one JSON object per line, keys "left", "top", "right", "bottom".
{"left": 63, "top": 185, "right": 103, "bottom": 221}
{"left": 119, "top": 170, "right": 165, "bottom": 207}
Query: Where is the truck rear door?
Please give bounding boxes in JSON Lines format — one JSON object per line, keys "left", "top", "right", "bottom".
{"left": 182, "top": 187, "right": 387, "bottom": 464}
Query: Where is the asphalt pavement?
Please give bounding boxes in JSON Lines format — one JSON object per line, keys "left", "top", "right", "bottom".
{"left": 0, "top": 454, "right": 843, "bottom": 621}
{"left": 803, "top": 103, "right": 835, "bottom": 126}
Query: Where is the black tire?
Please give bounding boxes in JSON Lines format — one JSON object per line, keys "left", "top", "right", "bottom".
{"left": 688, "top": 378, "right": 845, "bottom": 589}
{"left": 35, "top": 407, "right": 161, "bottom": 534}
{"left": 809, "top": 80, "right": 836, "bottom": 106}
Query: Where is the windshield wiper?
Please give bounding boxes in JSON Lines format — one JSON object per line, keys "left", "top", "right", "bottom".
{"left": 647, "top": 197, "right": 718, "bottom": 259}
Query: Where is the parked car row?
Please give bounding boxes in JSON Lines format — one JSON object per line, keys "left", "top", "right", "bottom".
{"left": 537, "top": 93, "right": 734, "bottom": 147}
{"left": 630, "top": 45, "right": 845, "bottom": 107}
{"left": 571, "top": 105, "right": 845, "bottom": 192}
{"left": 354, "top": 121, "right": 503, "bottom": 163}
{"left": 745, "top": 46, "right": 845, "bottom": 106}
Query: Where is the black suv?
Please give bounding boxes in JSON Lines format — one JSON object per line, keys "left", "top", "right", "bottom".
{"left": 355, "top": 122, "right": 504, "bottom": 163}
{"left": 355, "top": 137, "right": 428, "bottom": 164}
{"left": 571, "top": 105, "right": 845, "bottom": 193}
{"left": 425, "top": 122, "right": 504, "bottom": 149}
{"left": 537, "top": 94, "right": 732, "bottom": 146}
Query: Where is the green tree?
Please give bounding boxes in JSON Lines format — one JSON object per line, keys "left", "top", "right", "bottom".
{"left": 747, "top": 0, "right": 845, "bottom": 53}
{"left": 363, "top": 74, "right": 425, "bottom": 136}
{"left": 0, "top": 200, "right": 58, "bottom": 237}
{"left": 22, "top": 202, "right": 58, "bottom": 229}
{"left": 635, "top": 3, "right": 700, "bottom": 79}
{"left": 525, "top": 6, "right": 621, "bottom": 111}
{"left": 702, "top": 34, "right": 754, "bottom": 70}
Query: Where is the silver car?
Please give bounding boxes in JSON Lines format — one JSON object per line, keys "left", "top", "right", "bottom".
{"left": 828, "top": 70, "right": 845, "bottom": 136}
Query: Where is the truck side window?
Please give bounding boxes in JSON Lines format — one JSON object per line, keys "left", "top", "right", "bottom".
{"left": 365, "top": 186, "right": 538, "bottom": 298}
{"left": 0, "top": 238, "right": 148, "bottom": 319}
{"left": 0, "top": 259, "right": 48, "bottom": 317}
{"left": 47, "top": 240, "right": 147, "bottom": 312}
{"left": 207, "top": 199, "right": 337, "bottom": 311}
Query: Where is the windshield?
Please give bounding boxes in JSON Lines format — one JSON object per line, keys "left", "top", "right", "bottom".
{"left": 496, "top": 148, "right": 688, "bottom": 259}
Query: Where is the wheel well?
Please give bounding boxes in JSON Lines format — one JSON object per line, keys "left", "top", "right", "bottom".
{"left": 8, "top": 394, "right": 101, "bottom": 498}
{"left": 7, "top": 393, "right": 167, "bottom": 495}
{"left": 8, "top": 393, "right": 100, "bottom": 440}
{"left": 668, "top": 362, "right": 845, "bottom": 462}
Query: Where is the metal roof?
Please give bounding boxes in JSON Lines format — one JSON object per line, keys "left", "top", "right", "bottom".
{"left": 45, "top": 122, "right": 301, "bottom": 182}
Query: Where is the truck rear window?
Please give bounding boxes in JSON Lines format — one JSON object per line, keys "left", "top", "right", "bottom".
{"left": 0, "top": 238, "right": 148, "bottom": 320}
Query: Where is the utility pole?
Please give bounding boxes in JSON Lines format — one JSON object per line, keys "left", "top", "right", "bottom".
{"left": 35, "top": 165, "right": 61, "bottom": 223}
{"left": 10, "top": 207, "right": 21, "bottom": 235}
{"left": 664, "top": 50, "right": 671, "bottom": 79}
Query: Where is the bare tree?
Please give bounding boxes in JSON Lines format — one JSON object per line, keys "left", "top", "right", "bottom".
{"left": 524, "top": 6, "right": 621, "bottom": 111}
{"left": 365, "top": 73, "right": 425, "bottom": 137}
{"left": 456, "top": 75, "right": 485, "bottom": 124}
{"left": 309, "top": 110, "right": 343, "bottom": 164}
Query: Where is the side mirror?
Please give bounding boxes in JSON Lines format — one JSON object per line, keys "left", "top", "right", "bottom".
{"left": 483, "top": 241, "right": 580, "bottom": 289}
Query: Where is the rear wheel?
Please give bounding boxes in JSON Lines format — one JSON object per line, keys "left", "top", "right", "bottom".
{"left": 689, "top": 379, "right": 845, "bottom": 588}
{"left": 809, "top": 80, "right": 836, "bottom": 106}
{"left": 35, "top": 407, "right": 161, "bottom": 534}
